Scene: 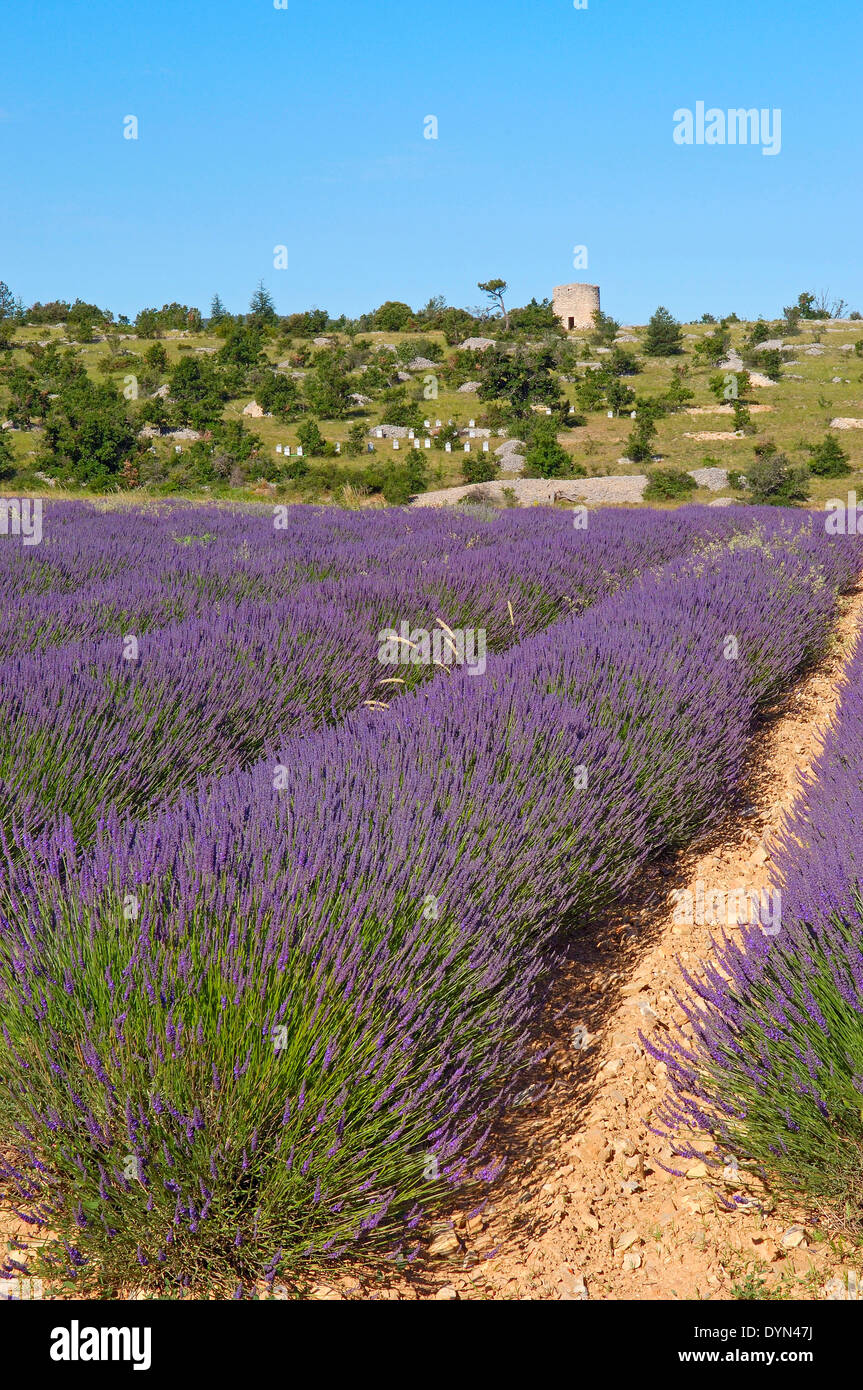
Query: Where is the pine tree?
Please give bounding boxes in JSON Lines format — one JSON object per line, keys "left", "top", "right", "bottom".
{"left": 248, "top": 281, "right": 277, "bottom": 324}
{"left": 808, "top": 433, "right": 851, "bottom": 477}
{"left": 643, "top": 305, "right": 683, "bottom": 357}
{"left": 209, "top": 294, "right": 228, "bottom": 323}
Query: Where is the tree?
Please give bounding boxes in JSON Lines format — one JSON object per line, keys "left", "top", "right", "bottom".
{"left": 256, "top": 371, "right": 302, "bottom": 422}
{"left": 478, "top": 346, "right": 565, "bottom": 417}
{"left": 372, "top": 301, "right": 413, "bottom": 332}
{"left": 745, "top": 319, "right": 774, "bottom": 350}
{"left": 477, "top": 279, "right": 510, "bottom": 331}
{"left": 608, "top": 346, "right": 640, "bottom": 376}
{"left": 788, "top": 291, "right": 820, "bottom": 321}
{"left": 709, "top": 370, "right": 751, "bottom": 403}
{"left": 524, "top": 418, "right": 581, "bottom": 479}
{"left": 217, "top": 324, "right": 265, "bottom": 367}
{"left": 439, "top": 307, "right": 476, "bottom": 345}
{"left": 643, "top": 306, "right": 683, "bottom": 356}
{"left": 280, "top": 309, "right": 328, "bottom": 339}
{"left": 732, "top": 401, "right": 753, "bottom": 432}
{"left": 750, "top": 348, "right": 783, "bottom": 381}
{"left": 41, "top": 378, "right": 137, "bottom": 484}
{"left": 209, "top": 294, "right": 229, "bottom": 324}
{"left": 606, "top": 378, "right": 636, "bottom": 415}
{"left": 590, "top": 309, "right": 620, "bottom": 346}
{"left": 575, "top": 371, "right": 606, "bottom": 412}
{"left": 297, "top": 417, "right": 326, "bottom": 456}
{"left": 249, "top": 281, "right": 277, "bottom": 325}
{"left": 507, "top": 297, "right": 561, "bottom": 335}
{"left": 144, "top": 343, "right": 168, "bottom": 372}
{"left": 345, "top": 421, "right": 367, "bottom": 457}
{"left": 807, "top": 433, "right": 851, "bottom": 477}
{"left": 625, "top": 415, "right": 658, "bottom": 462}
{"left": 304, "top": 349, "right": 354, "bottom": 419}
{"left": 0, "top": 429, "right": 15, "bottom": 481}
{"left": 0, "top": 281, "right": 18, "bottom": 322}
{"left": 168, "top": 357, "right": 227, "bottom": 427}
{"left": 693, "top": 326, "right": 730, "bottom": 366}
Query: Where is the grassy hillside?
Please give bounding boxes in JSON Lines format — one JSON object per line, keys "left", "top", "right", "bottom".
{"left": 2, "top": 313, "right": 862, "bottom": 508}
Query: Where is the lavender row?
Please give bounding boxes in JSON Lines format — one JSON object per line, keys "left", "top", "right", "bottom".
{"left": 0, "top": 505, "right": 774, "bottom": 843}
{"left": 0, "top": 521, "right": 853, "bottom": 1289}
{"left": 0, "top": 501, "right": 839, "bottom": 661}
{"left": 651, "top": 615, "right": 863, "bottom": 1214}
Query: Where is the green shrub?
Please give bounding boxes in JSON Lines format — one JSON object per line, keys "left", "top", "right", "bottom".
{"left": 524, "top": 418, "right": 582, "bottom": 479}
{"left": 434, "top": 423, "right": 460, "bottom": 451}
{"left": 747, "top": 453, "right": 810, "bottom": 506}
{"left": 0, "top": 430, "right": 16, "bottom": 481}
{"left": 643, "top": 306, "right": 683, "bottom": 357}
{"left": 296, "top": 418, "right": 327, "bottom": 457}
{"left": 643, "top": 467, "right": 697, "bottom": 501}
{"left": 749, "top": 348, "right": 783, "bottom": 381}
{"left": 462, "top": 452, "right": 498, "bottom": 484}
{"left": 625, "top": 415, "right": 658, "bottom": 463}
{"left": 807, "top": 433, "right": 851, "bottom": 477}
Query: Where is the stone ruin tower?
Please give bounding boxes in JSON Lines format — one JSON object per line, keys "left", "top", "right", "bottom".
{"left": 553, "top": 283, "right": 601, "bottom": 332}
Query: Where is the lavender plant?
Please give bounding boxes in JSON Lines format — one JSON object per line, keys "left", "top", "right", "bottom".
{"left": 0, "top": 512, "right": 853, "bottom": 1291}
{"left": 651, "top": 621, "right": 863, "bottom": 1217}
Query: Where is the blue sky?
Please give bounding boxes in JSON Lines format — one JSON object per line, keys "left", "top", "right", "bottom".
{"left": 1, "top": 0, "right": 860, "bottom": 324}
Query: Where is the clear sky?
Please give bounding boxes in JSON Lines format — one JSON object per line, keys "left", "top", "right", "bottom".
{"left": 1, "top": 0, "right": 860, "bottom": 324}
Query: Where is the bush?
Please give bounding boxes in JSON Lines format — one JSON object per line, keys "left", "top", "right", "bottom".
{"left": 372, "top": 301, "right": 413, "bottom": 332}
{"left": 625, "top": 415, "right": 658, "bottom": 463}
{"left": 643, "top": 467, "right": 697, "bottom": 501}
{"left": 296, "top": 418, "right": 327, "bottom": 457}
{"left": 0, "top": 430, "right": 16, "bottom": 481}
{"left": 744, "top": 319, "right": 774, "bottom": 350}
{"left": 361, "top": 453, "right": 428, "bottom": 504}
{"left": 524, "top": 418, "right": 582, "bottom": 479}
{"left": 40, "top": 379, "right": 137, "bottom": 482}
{"left": 606, "top": 379, "right": 636, "bottom": 415}
{"left": 589, "top": 310, "right": 620, "bottom": 346}
{"left": 434, "top": 423, "right": 460, "bottom": 451}
{"left": 345, "top": 422, "right": 367, "bottom": 457}
{"left": 732, "top": 401, "right": 753, "bottom": 432}
{"left": 749, "top": 348, "right": 783, "bottom": 381}
{"left": 747, "top": 452, "right": 810, "bottom": 505}
{"left": 693, "top": 328, "right": 730, "bottom": 366}
{"left": 144, "top": 343, "right": 168, "bottom": 373}
{"left": 607, "top": 347, "right": 640, "bottom": 376}
{"left": 462, "top": 452, "right": 498, "bottom": 484}
{"left": 807, "top": 433, "right": 851, "bottom": 477}
{"left": 643, "top": 306, "right": 683, "bottom": 357}
{"left": 256, "top": 372, "right": 302, "bottom": 422}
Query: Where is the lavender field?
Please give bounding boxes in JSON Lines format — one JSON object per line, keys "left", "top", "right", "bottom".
{"left": 0, "top": 500, "right": 860, "bottom": 1295}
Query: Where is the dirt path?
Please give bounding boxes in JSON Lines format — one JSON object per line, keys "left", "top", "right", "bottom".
{"left": 324, "top": 582, "right": 863, "bottom": 1302}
